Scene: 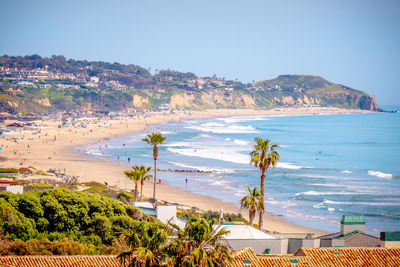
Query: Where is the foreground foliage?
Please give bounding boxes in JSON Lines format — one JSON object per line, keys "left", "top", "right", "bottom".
{"left": 119, "top": 217, "right": 232, "bottom": 267}
{"left": 0, "top": 189, "right": 157, "bottom": 255}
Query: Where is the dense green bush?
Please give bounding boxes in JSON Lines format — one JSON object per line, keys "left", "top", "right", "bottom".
{"left": 0, "top": 189, "right": 148, "bottom": 250}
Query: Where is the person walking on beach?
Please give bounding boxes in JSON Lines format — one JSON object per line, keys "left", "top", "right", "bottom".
{"left": 185, "top": 178, "right": 188, "bottom": 184}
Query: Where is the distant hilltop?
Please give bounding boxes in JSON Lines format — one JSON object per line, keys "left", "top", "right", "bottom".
{"left": 0, "top": 55, "right": 381, "bottom": 114}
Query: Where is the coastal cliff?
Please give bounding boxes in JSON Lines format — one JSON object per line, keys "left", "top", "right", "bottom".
{"left": 0, "top": 55, "right": 381, "bottom": 113}
{"left": 132, "top": 75, "right": 381, "bottom": 111}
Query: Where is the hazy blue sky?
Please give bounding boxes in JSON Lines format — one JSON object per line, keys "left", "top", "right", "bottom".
{"left": 1, "top": 0, "right": 399, "bottom": 104}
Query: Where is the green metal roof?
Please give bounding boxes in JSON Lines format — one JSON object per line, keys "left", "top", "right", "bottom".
{"left": 380, "top": 232, "right": 400, "bottom": 241}
{"left": 340, "top": 215, "right": 365, "bottom": 225}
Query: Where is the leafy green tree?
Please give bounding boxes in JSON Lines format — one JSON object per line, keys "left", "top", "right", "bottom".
{"left": 17, "top": 193, "right": 44, "bottom": 222}
{"left": 250, "top": 137, "right": 280, "bottom": 230}
{"left": 0, "top": 198, "right": 38, "bottom": 241}
{"left": 240, "top": 186, "right": 264, "bottom": 227}
{"left": 142, "top": 133, "right": 166, "bottom": 199}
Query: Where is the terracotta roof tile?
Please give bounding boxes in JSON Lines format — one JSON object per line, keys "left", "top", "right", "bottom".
{"left": 229, "top": 247, "right": 400, "bottom": 267}
{"left": 0, "top": 255, "right": 123, "bottom": 267}
{"left": 228, "top": 248, "right": 310, "bottom": 267}
{"left": 297, "top": 247, "right": 400, "bottom": 267}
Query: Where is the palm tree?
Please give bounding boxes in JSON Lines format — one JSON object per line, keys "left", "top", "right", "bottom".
{"left": 240, "top": 186, "right": 264, "bottom": 227}
{"left": 118, "top": 221, "right": 169, "bottom": 266}
{"left": 250, "top": 137, "right": 280, "bottom": 230}
{"left": 119, "top": 218, "right": 232, "bottom": 266}
{"left": 167, "top": 217, "right": 232, "bottom": 266}
{"left": 142, "top": 133, "right": 166, "bottom": 199}
{"left": 124, "top": 169, "right": 140, "bottom": 202}
{"left": 133, "top": 165, "right": 152, "bottom": 201}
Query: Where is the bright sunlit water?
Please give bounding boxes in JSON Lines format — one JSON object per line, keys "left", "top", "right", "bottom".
{"left": 78, "top": 106, "right": 400, "bottom": 234}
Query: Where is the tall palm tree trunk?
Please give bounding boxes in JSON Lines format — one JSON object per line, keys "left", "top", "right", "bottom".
{"left": 134, "top": 182, "right": 138, "bottom": 202}
{"left": 153, "top": 158, "right": 157, "bottom": 199}
{"left": 140, "top": 182, "right": 144, "bottom": 201}
{"left": 259, "top": 172, "right": 266, "bottom": 230}
{"left": 153, "top": 145, "right": 158, "bottom": 199}
{"left": 249, "top": 210, "right": 255, "bottom": 227}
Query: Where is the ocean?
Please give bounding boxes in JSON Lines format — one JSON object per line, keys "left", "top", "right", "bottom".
{"left": 78, "top": 106, "right": 400, "bottom": 234}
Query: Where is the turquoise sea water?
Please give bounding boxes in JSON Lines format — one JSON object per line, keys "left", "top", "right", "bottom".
{"left": 78, "top": 106, "right": 400, "bottom": 234}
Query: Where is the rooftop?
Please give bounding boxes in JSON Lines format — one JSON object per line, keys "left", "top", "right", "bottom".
{"left": 229, "top": 247, "right": 400, "bottom": 267}
{"left": 341, "top": 215, "right": 365, "bottom": 225}
{"left": 0, "top": 255, "right": 123, "bottom": 267}
{"left": 219, "top": 225, "right": 275, "bottom": 240}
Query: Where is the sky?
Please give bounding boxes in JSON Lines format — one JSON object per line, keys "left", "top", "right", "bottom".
{"left": 0, "top": 0, "right": 399, "bottom": 105}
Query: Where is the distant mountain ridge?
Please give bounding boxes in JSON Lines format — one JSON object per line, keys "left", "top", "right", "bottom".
{"left": 0, "top": 55, "right": 381, "bottom": 114}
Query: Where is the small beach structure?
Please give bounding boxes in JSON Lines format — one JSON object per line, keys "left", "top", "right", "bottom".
{"left": 134, "top": 201, "right": 186, "bottom": 228}
{"left": 6, "top": 122, "right": 23, "bottom": 131}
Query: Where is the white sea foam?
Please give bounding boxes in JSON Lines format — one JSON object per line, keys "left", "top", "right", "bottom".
{"left": 321, "top": 199, "right": 400, "bottom": 206}
{"left": 163, "top": 142, "right": 194, "bottom": 147}
{"left": 308, "top": 183, "right": 344, "bottom": 188}
{"left": 168, "top": 161, "right": 236, "bottom": 173}
{"left": 216, "top": 115, "right": 269, "bottom": 123}
{"left": 323, "top": 199, "right": 350, "bottom": 205}
{"left": 368, "top": 170, "right": 393, "bottom": 179}
{"left": 205, "top": 178, "right": 247, "bottom": 196}
{"left": 186, "top": 123, "right": 259, "bottom": 134}
{"left": 160, "top": 131, "right": 174, "bottom": 135}
{"left": 233, "top": 139, "right": 250, "bottom": 146}
{"left": 295, "top": 191, "right": 357, "bottom": 196}
{"left": 277, "top": 162, "right": 313, "bottom": 170}
{"left": 198, "top": 134, "right": 212, "bottom": 138}
{"left": 341, "top": 170, "right": 352, "bottom": 174}
{"left": 328, "top": 208, "right": 335, "bottom": 212}
{"left": 167, "top": 147, "right": 249, "bottom": 165}
{"left": 279, "top": 145, "right": 291, "bottom": 148}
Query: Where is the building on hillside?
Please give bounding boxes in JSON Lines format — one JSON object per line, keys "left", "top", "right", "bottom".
{"left": 4, "top": 89, "right": 23, "bottom": 94}
{"left": 317, "top": 215, "right": 380, "bottom": 247}
{"left": 90, "top": 76, "right": 100, "bottom": 83}
{"left": 159, "top": 103, "right": 170, "bottom": 110}
{"left": 229, "top": 247, "right": 400, "bottom": 267}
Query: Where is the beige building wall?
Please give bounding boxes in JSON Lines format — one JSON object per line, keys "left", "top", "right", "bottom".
{"left": 380, "top": 241, "right": 400, "bottom": 247}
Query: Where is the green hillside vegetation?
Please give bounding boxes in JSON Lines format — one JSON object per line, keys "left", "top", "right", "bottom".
{"left": 0, "top": 55, "right": 381, "bottom": 113}
{"left": 0, "top": 189, "right": 163, "bottom": 255}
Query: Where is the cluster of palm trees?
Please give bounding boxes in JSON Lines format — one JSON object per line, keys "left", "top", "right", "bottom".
{"left": 124, "top": 165, "right": 152, "bottom": 202}
{"left": 124, "top": 132, "right": 166, "bottom": 202}
{"left": 118, "top": 217, "right": 231, "bottom": 266}
{"left": 241, "top": 137, "right": 280, "bottom": 230}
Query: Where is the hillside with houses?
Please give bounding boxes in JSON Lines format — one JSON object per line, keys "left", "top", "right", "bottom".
{"left": 0, "top": 55, "right": 381, "bottom": 114}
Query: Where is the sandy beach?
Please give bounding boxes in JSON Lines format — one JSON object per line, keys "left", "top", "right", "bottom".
{"left": 0, "top": 107, "right": 371, "bottom": 235}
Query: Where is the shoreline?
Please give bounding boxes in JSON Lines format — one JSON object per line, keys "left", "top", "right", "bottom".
{"left": 0, "top": 107, "right": 371, "bottom": 235}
